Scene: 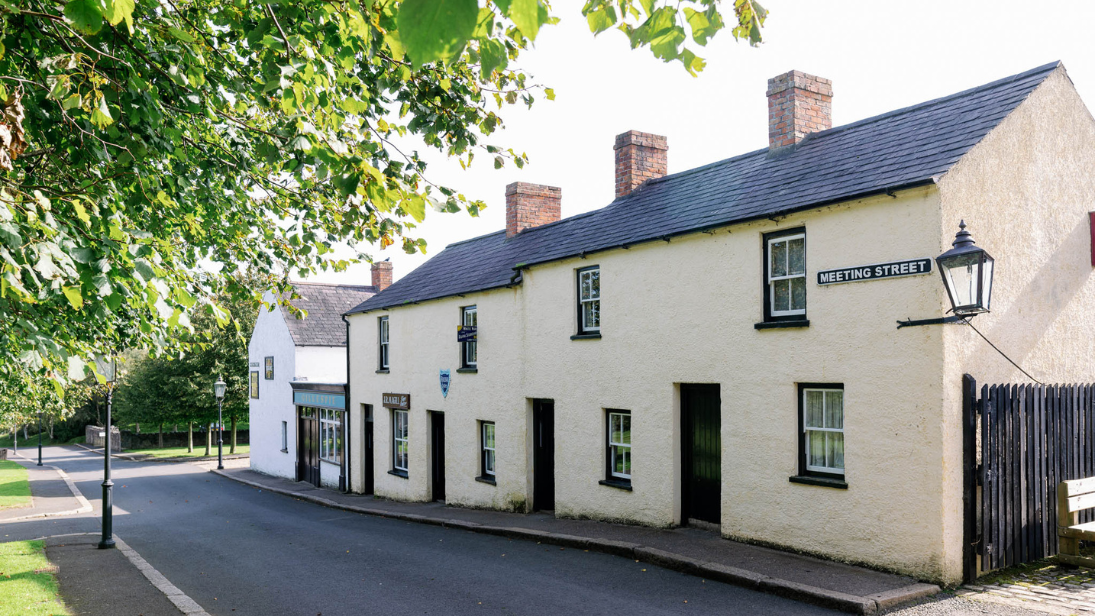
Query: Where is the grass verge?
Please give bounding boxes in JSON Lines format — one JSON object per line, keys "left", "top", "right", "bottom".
{"left": 0, "top": 540, "right": 68, "bottom": 616}
{"left": 124, "top": 444, "right": 250, "bottom": 459}
{"left": 0, "top": 460, "right": 31, "bottom": 510}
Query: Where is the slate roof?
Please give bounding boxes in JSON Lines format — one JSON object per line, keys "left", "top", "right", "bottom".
{"left": 283, "top": 282, "right": 376, "bottom": 346}
{"left": 347, "top": 62, "right": 1061, "bottom": 315}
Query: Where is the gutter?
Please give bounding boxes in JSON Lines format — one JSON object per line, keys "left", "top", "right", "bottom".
{"left": 341, "top": 314, "right": 351, "bottom": 494}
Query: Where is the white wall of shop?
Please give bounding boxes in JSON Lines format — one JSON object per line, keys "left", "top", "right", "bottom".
{"left": 248, "top": 293, "right": 299, "bottom": 480}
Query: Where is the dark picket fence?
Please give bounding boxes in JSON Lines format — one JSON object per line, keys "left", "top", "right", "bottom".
{"left": 966, "top": 377, "right": 1095, "bottom": 579}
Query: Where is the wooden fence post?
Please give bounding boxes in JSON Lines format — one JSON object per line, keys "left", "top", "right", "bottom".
{"left": 964, "top": 373, "right": 979, "bottom": 583}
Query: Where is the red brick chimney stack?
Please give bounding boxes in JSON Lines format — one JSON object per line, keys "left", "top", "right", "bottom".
{"left": 614, "top": 130, "right": 668, "bottom": 199}
{"left": 371, "top": 260, "right": 393, "bottom": 292}
{"left": 505, "top": 182, "right": 562, "bottom": 238}
{"left": 767, "top": 70, "right": 833, "bottom": 149}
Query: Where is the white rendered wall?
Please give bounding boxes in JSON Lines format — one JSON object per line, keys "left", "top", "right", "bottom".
{"left": 294, "top": 346, "right": 348, "bottom": 383}
{"left": 248, "top": 292, "right": 298, "bottom": 480}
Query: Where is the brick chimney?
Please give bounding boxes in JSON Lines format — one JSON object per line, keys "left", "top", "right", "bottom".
{"left": 505, "top": 182, "right": 561, "bottom": 238}
{"left": 614, "top": 130, "right": 667, "bottom": 199}
{"left": 371, "top": 260, "right": 392, "bottom": 292}
{"left": 767, "top": 70, "right": 833, "bottom": 149}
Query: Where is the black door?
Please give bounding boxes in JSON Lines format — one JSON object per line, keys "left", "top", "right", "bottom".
{"left": 362, "top": 405, "right": 374, "bottom": 495}
{"left": 681, "top": 384, "right": 721, "bottom": 525}
{"left": 430, "top": 412, "right": 446, "bottom": 501}
{"left": 533, "top": 400, "right": 555, "bottom": 511}
{"left": 297, "top": 407, "right": 320, "bottom": 487}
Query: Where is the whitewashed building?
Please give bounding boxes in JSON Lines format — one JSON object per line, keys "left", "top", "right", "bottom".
{"left": 248, "top": 266, "right": 389, "bottom": 489}
{"left": 340, "top": 63, "right": 1095, "bottom": 585}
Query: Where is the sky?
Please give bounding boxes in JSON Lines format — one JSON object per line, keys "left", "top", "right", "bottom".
{"left": 305, "top": 0, "right": 1095, "bottom": 286}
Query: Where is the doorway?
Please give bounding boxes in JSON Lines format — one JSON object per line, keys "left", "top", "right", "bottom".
{"left": 297, "top": 407, "right": 320, "bottom": 487}
{"left": 362, "top": 404, "right": 374, "bottom": 495}
{"left": 681, "top": 384, "right": 721, "bottom": 526}
{"left": 430, "top": 411, "right": 446, "bottom": 502}
{"left": 533, "top": 400, "right": 555, "bottom": 511}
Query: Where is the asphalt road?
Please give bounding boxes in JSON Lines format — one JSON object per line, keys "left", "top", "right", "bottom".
{"left": 1, "top": 446, "right": 1047, "bottom": 616}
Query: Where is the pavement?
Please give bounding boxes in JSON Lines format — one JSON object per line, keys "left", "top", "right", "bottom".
{"left": 0, "top": 450, "right": 92, "bottom": 522}
{"left": 0, "top": 445, "right": 1058, "bottom": 616}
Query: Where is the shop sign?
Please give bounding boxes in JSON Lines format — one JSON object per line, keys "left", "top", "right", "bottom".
{"left": 382, "top": 392, "right": 411, "bottom": 410}
{"left": 817, "top": 258, "right": 932, "bottom": 286}
{"left": 293, "top": 391, "right": 345, "bottom": 410}
{"left": 457, "top": 325, "right": 477, "bottom": 342}
{"left": 440, "top": 370, "right": 451, "bottom": 398}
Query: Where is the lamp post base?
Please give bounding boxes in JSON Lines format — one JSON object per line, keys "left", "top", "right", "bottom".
{"left": 99, "top": 478, "right": 114, "bottom": 549}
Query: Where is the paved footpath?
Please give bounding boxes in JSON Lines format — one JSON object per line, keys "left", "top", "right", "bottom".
{"left": 0, "top": 452, "right": 91, "bottom": 522}
{"left": 959, "top": 564, "right": 1095, "bottom": 614}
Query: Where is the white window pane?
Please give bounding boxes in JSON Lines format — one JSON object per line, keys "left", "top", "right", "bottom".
{"left": 773, "top": 279, "right": 790, "bottom": 312}
{"left": 831, "top": 432, "right": 845, "bottom": 470}
{"left": 621, "top": 415, "right": 630, "bottom": 445}
{"left": 788, "top": 238, "right": 805, "bottom": 275}
{"left": 580, "top": 274, "right": 591, "bottom": 300}
{"left": 790, "top": 276, "right": 806, "bottom": 311}
{"left": 825, "top": 391, "right": 843, "bottom": 429}
{"left": 805, "top": 391, "right": 824, "bottom": 428}
{"left": 771, "top": 241, "right": 788, "bottom": 277}
{"left": 808, "top": 430, "right": 826, "bottom": 467}
{"left": 590, "top": 269, "right": 600, "bottom": 299}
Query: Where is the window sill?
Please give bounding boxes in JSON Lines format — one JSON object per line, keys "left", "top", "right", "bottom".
{"left": 388, "top": 469, "right": 409, "bottom": 479}
{"left": 475, "top": 475, "right": 497, "bottom": 486}
{"left": 788, "top": 475, "right": 847, "bottom": 489}
{"left": 571, "top": 333, "right": 602, "bottom": 340}
{"left": 376, "top": 369, "right": 390, "bottom": 374}
{"left": 457, "top": 367, "right": 478, "bottom": 374}
{"left": 755, "top": 320, "right": 810, "bottom": 330}
{"left": 599, "top": 478, "right": 633, "bottom": 491}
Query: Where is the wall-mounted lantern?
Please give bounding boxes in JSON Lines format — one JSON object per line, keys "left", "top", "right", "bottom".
{"left": 936, "top": 221, "right": 994, "bottom": 317}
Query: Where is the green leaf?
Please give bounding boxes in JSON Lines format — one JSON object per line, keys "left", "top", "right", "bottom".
{"left": 478, "top": 39, "right": 508, "bottom": 78}
{"left": 72, "top": 200, "right": 91, "bottom": 225}
{"left": 103, "top": 0, "right": 135, "bottom": 32}
{"left": 90, "top": 96, "right": 114, "bottom": 129}
{"left": 403, "top": 195, "right": 426, "bottom": 223}
{"left": 63, "top": 286, "right": 84, "bottom": 310}
{"left": 397, "top": 0, "right": 478, "bottom": 67}
{"left": 168, "top": 26, "right": 196, "bottom": 44}
{"left": 508, "top": 0, "right": 541, "bottom": 40}
{"left": 64, "top": 0, "right": 103, "bottom": 35}
{"left": 585, "top": 5, "right": 617, "bottom": 34}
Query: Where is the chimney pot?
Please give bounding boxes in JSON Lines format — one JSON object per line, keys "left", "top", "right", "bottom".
{"left": 505, "top": 182, "right": 562, "bottom": 238}
{"left": 371, "top": 261, "right": 393, "bottom": 292}
{"left": 766, "top": 70, "right": 832, "bottom": 149}
{"left": 614, "top": 130, "right": 668, "bottom": 199}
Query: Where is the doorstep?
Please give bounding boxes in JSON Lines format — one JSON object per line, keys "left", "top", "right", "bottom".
{"left": 212, "top": 467, "right": 938, "bottom": 615}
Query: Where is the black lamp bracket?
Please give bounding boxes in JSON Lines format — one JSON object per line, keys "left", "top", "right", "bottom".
{"left": 896, "top": 315, "right": 966, "bottom": 329}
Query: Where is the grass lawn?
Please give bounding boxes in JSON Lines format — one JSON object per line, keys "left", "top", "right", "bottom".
{"left": 0, "top": 436, "right": 69, "bottom": 449}
{"left": 0, "top": 461, "right": 31, "bottom": 510}
{"left": 124, "top": 444, "right": 250, "bottom": 459}
{"left": 0, "top": 540, "right": 68, "bottom": 616}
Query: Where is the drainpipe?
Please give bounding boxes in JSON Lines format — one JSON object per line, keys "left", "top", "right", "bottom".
{"left": 341, "top": 314, "right": 352, "bottom": 494}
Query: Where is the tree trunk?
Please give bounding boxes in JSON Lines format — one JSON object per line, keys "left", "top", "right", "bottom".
{"left": 12, "top": 426, "right": 16, "bottom": 451}
{"left": 204, "top": 424, "right": 211, "bottom": 456}
{"left": 48, "top": 418, "right": 54, "bottom": 439}
{"left": 187, "top": 422, "right": 193, "bottom": 453}
{"left": 158, "top": 423, "right": 164, "bottom": 449}
{"left": 23, "top": 424, "right": 28, "bottom": 440}
{"left": 230, "top": 416, "right": 237, "bottom": 454}
{"left": 135, "top": 422, "right": 140, "bottom": 434}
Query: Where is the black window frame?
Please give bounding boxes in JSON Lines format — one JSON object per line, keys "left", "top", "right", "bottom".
{"left": 762, "top": 227, "right": 807, "bottom": 323}
{"left": 460, "top": 305, "right": 477, "bottom": 369}
{"left": 378, "top": 315, "right": 390, "bottom": 371}
{"left": 603, "top": 409, "right": 632, "bottom": 489}
{"left": 795, "top": 382, "right": 846, "bottom": 483}
{"left": 576, "top": 265, "right": 601, "bottom": 336}
{"left": 479, "top": 420, "right": 496, "bottom": 480}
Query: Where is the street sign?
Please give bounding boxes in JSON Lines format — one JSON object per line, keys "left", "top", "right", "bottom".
{"left": 457, "top": 325, "right": 477, "bottom": 342}
{"left": 817, "top": 258, "right": 932, "bottom": 286}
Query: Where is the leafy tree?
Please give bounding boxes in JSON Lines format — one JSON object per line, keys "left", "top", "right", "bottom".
{"left": 0, "top": 0, "right": 765, "bottom": 387}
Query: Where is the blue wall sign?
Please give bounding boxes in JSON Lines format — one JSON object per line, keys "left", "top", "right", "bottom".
{"left": 293, "top": 391, "right": 346, "bottom": 410}
{"left": 457, "top": 325, "right": 477, "bottom": 342}
{"left": 440, "top": 369, "right": 451, "bottom": 398}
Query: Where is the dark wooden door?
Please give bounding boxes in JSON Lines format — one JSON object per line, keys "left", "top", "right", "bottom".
{"left": 362, "top": 408, "right": 374, "bottom": 495}
{"left": 681, "top": 384, "right": 721, "bottom": 525}
{"left": 430, "top": 412, "right": 446, "bottom": 501}
{"left": 297, "top": 408, "right": 320, "bottom": 487}
{"left": 533, "top": 400, "right": 555, "bottom": 511}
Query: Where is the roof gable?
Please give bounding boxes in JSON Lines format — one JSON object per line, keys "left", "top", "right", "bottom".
{"left": 348, "top": 62, "right": 1061, "bottom": 315}
{"left": 283, "top": 282, "right": 376, "bottom": 346}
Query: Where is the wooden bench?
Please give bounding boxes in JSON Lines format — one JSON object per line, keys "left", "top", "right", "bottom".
{"left": 1058, "top": 478, "right": 1095, "bottom": 567}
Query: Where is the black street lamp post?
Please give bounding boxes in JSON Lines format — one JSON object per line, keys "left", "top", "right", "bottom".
{"left": 36, "top": 411, "right": 43, "bottom": 466}
{"left": 96, "top": 356, "right": 117, "bottom": 550}
{"left": 214, "top": 376, "right": 226, "bottom": 471}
